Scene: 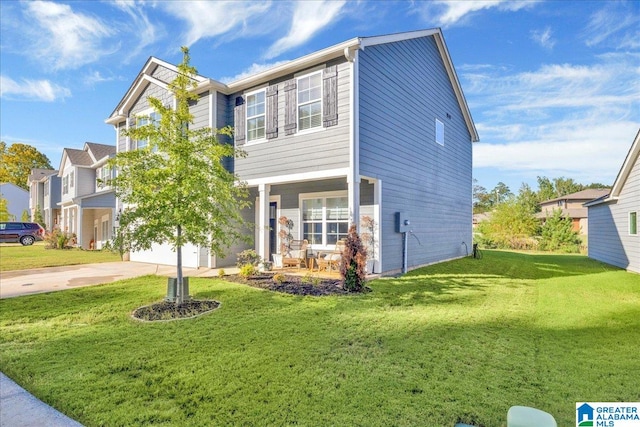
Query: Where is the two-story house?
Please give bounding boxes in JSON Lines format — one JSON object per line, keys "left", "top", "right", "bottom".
{"left": 106, "top": 28, "right": 478, "bottom": 275}
{"left": 536, "top": 188, "right": 610, "bottom": 235}
{"left": 58, "top": 142, "right": 116, "bottom": 249}
{"left": 27, "top": 168, "right": 60, "bottom": 230}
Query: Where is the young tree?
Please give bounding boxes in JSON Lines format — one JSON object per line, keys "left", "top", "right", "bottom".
{"left": 0, "top": 197, "right": 10, "bottom": 222}
{"left": 539, "top": 209, "right": 582, "bottom": 253}
{"left": 477, "top": 198, "right": 539, "bottom": 249}
{"left": 516, "top": 183, "right": 540, "bottom": 213}
{"left": 0, "top": 142, "right": 52, "bottom": 189}
{"left": 33, "top": 204, "right": 46, "bottom": 227}
{"left": 108, "top": 47, "right": 250, "bottom": 304}
{"left": 340, "top": 224, "right": 367, "bottom": 292}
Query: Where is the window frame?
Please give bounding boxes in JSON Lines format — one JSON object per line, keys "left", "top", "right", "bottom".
{"left": 245, "top": 88, "right": 266, "bottom": 143}
{"left": 630, "top": 211, "right": 638, "bottom": 236}
{"left": 296, "top": 70, "right": 323, "bottom": 133}
{"left": 299, "top": 191, "right": 349, "bottom": 249}
{"left": 435, "top": 118, "right": 445, "bottom": 146}
{"left": 62, "top": 175, "right": 69, "bottom": 195}
{"left": 133, "top": 108, "right": 161, "bottom": 150}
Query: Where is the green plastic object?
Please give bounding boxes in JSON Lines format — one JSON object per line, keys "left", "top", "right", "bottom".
{"left": 507, "top": 406, "right": 557, "bottom": 427}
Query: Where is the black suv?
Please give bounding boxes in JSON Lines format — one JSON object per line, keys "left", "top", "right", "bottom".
{"left": 0, "top": 222, "right": 45, "bottom": 245}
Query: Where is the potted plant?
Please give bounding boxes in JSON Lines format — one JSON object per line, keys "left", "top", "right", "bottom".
{"left": 360, "top": 215, "right": 376, "bottom": 273}
{"left": 273, "top": 216, "right": 294, "bottom": 268}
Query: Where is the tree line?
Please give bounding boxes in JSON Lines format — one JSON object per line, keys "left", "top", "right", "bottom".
{"left": 473, "top": 177, "right": 609, "bottom": 253}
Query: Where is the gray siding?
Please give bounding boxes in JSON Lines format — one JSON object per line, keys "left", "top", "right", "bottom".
{"left": 358, "top": 36, "right": 473, "bottom": 273}
{"left": 76, "top": 168, "right": 96, "bottom": 197}
{"left": 190, "top": 91, "right": 210, "bottom": 130}
{"left": 131, "top": 79, "right": 173, "bottom": 116}
{"left": 588, "top": 158, "right": 640, "bottom": 273}
{"left": 117, "top": 121, "right": 127, "bottom": 153}
{"left": 234, "top": 60, "right": 351, "bottom": 181}
{"left": 80, "top": 191, "right": 116, "bottom": 208}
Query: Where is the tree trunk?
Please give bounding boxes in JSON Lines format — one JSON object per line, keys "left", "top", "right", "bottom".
{"left": 176, "top": 224, "right": 183, "bottom": 305}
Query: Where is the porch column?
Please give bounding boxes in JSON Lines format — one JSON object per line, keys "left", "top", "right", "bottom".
{"left": 77, "top": 206, "right": 83, "bottom": 248}
{"left": 373, "top": 178, "right": 382, "bottom": 273}
{"left": 258, "top": 184, "right": 271, "bottom": 262}
{"left": 348, "top": 176, "right": 360, "bottom": 230}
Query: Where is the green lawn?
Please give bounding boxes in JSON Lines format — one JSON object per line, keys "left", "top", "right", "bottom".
{"left": 1, "top": 250, "right": 638, "bottom": 426}
{"left": 0, "top": 242, "right": 121, "bottom": 271}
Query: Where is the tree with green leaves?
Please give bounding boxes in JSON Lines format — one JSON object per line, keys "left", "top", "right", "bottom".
{"left": 33, "top": 204, "right": 45, "bottom": 227}
{"left": 108, "top": 47, "right": 250, "bottom": 304}
{"left": 476, "top": 198, "right": 539, "bottom": 249}
{"left": 0, "top": 142, "right": 52, "bottom": 190}
{"left": 539, "top": 209, "right": 582, "bottom": 253}
{"left": 0, "top": 198, "right": 10, "bottom": 221}
{"left": 516, "top": 182, "right": 540, "bottom": 213}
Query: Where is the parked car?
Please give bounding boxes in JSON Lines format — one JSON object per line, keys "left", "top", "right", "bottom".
{"left": 0, "top": 222, "right": 45, "bottom": 245}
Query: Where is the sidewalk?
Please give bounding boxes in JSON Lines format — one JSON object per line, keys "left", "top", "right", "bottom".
{"left": 0, "top": 372, "right": 84, "bottom": 427}
{"left": 0, "top": 261, "right": 232, "bottom": 299}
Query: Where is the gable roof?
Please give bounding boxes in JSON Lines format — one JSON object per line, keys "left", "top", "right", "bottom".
{"left": 540, "top": 188, "right": 610, "bottom": 205}
{"left": 106, "top": 28, "right": 478, "bottom": 142}
{"left": 58, "top": 142, "right": 115, "bottom": 174}
{"left": 84, "top": 142, "right": 116, "bottom": 163}
{"left": 27, "top": 168, "right": 58, "bottom": 184}
{"left": 585, "top": 128, "right": 640, "bottom": 207}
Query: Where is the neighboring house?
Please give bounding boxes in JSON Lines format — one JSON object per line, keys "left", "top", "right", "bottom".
{"left": 106, "top": 28, "right": 478, "bottom": 275}
{"left": 57, "top": 142, "right": 117, "bottom": 249}
{"left": 27, "top": 168, "right": 60, "bottom": 230}
{"left": 585, "top": 129, "right": 639, "bottom": 273}
{"left": 536, "top": 188, "right": 610, "bottom": 235}
{"left": 0, "top": 182, "right": 29, "bottom": 221}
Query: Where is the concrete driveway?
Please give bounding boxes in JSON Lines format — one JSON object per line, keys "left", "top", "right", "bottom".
{"left": 0, "top": 261, "right": 228, "bottom": 299}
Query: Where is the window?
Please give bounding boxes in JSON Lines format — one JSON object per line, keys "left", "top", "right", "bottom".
{"left": 297, "top": 71, "right": 322, "bottom": 131}
{"left": 97, "top": 166, "right": 111, "bottom": 189}
{"left": 630, "top": 212, "right": 637, "bottom": 235}
{"left": 101, "top": 219, "right": 110, "bottom": 241}
{"left": 70, "top": 171, "right": 74, "bottom": 188}
{"left": 246, "top": 90, "right": 265, "bottom": 142}
{"left": 62, "top": 176, "right": 69, "bottom": 195}
{"left": 435, "top": 118, "right": 444, "bottom": 146}
{"left": 44, "top": 182, "right": 49, "bottom": 197}
{"left": 135, "top": 111, "right": 160, "bottom": 149}
{"left": 302, "top": 195, "right": 348, "bottom": 246}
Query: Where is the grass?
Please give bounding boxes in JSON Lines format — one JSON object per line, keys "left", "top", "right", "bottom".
{"left": 0, "top": 242, "right": 121, "bottom": 271}
{"left": 1, "top": 250, "right": 639, "bottom": 426}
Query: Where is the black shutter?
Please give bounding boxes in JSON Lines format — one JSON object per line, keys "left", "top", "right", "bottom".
{"left": 234, "top": 96, "right": 246, "bottom": 146}
{"left": 266, "top": 85, "right": 278, "bottom": 139}
{"left": 323, "top": 65, "right": 338, "bottom": 127}
{"left": 284, "top": 79, "right": 297, "bottom": 135}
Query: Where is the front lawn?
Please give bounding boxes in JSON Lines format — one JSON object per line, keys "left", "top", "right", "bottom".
{"left": 0, "top": 242, "right": 121, "bottom": 271}
{"left": 1, "top": 251, "right": 638, "bottom": 426}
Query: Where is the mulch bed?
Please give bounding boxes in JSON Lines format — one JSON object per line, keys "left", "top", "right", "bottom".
{"left": 132, "top": 299, "right": 220, "bottom": 321}
{"left": 225, "top": 273, "right": 350, "bottom": 296}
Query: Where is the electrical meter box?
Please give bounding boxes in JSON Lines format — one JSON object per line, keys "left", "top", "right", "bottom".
{"left": 395, "top": 212, "right": 410, "bottom": 233}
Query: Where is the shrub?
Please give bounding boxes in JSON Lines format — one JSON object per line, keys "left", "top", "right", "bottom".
{"left": 236, "top": 249, "right": 261, "bottom": 268}
{"left": 272, "top": 273, "right": 285, "bottom": 284}
{"left": 239, "top": 264, "right": 257, "bottom": 278}
{"left": 340, "top": 224, "right": 367, "bottom": 292}
{"left": 217, "top": 268, "right": 225, "bottom": 278}
{"left": 539, "top": 209, "right": 581, "bottom": 253}
{"left": 44, "top": 229, "right": 75, "bottom": 249}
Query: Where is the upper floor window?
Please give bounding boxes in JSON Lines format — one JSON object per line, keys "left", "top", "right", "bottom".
{"left": 69, "top": 171, "right": 74, "bottom": 188}
{"left": 630, "top": 211, "right": 637, "bottom": 235}
{"left": 132, "top": 111, "right": 160, "bottom": 150}
{"left": 62, "top": 176, "right": 69, "bottom": 195}
{"left": 97, "top": 166, "right": 111, "bottom": 189}
{"left": 44, "top": 182, "right": 49, "bottom": 197}
{"left": 246, "top": 90, "right": 265, "bottom": 142}
{"left": 297, "top": 71, "right": 322, "bottom": 131}
{"left": 435, "top": 118, "right": 444, "bottom": 146}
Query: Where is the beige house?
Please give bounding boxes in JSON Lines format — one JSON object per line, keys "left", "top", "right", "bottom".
{"left": 536, "top": 188, "right": 610, "bottom": 235}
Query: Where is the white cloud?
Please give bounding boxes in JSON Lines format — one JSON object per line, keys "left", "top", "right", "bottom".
{"left": 110, "top": 1, "right": 159, "bottom": 62}
{"left": 265, "top": 0, "right": 347, "bottom": 59}
{"left": 0, "top": 75, "right": 71, "bottom": 102}
{"left": 464, "top": 55, "right": 640, "bottom": 184}
{"left": 414, "top": 0, "right": 536, "bottom": 27}
{"left": 583, "top": 2, "right": 640, "bottom": 48}
{"left": 24, "top": 1, "right": 115, "bottom": 70}
{"left": 219, "top": 61, "right": 291, "bottom": 84}
{"left": 160, "top": 1, "right": 271, "bottom": 47}
{"left": 83, "top": 71, "right": 117, "bottom": 87}
{"left": 530, "top": 27, "right": 555, "bottom": 49}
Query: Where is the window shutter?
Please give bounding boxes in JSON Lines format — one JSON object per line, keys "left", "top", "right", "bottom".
{"left": 266, "top": 85, "right": 278, "bottom": 139}
{"left": 234, "top": 96, "right": 246, "bottom": 146}
{"left": 323, "top": 65, "right": 338, "bottom": 127}
{"left": 284, "top": 79, "right": 297, "bottom": 135}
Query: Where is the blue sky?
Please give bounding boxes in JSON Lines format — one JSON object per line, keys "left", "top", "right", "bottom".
{"left": 1, "top": 0, "right": 638, "bottom": 193}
